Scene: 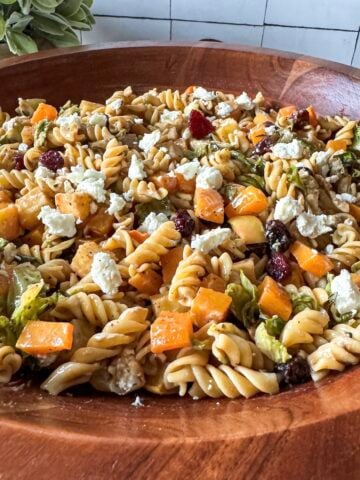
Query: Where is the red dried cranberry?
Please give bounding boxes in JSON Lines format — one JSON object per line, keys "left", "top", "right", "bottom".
{"left": 188, "top": 110, "right": 214, "bottom": 139}
{"left": 290, "top": 109, "right": 310, "bottom": 129}
{"left": 254, "top": 137, "right": 274, "bottom": 155}
{"left": 173, "top": 210, "right": 195, "bottom": 237}
{"left": 266, "top": 220, "right": 291, "bottom": 253}
{"left": 13, "top": 152, "right": 25, "bottom": 170}
{"left": 39, "top": 150, "right": 64, "bottom": 171}
{"left": 266, "top": 252, "right": 291, "bottom": 281}
{"left": 274, "top": 357, "right": 311, "bottom": 386}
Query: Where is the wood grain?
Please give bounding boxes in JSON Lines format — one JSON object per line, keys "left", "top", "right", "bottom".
{"left": 0, "top": 42, "right": 360, "bottom": 480}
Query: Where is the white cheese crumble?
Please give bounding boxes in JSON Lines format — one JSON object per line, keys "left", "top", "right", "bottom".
{"left": 235, "top": 92, "right": 254, "bottom": 110}
{"left": 174, "top": 159, "right": 200, "bottom": 180}
{"left": 134, "top": 118, "right": 143, "bottom": 124}
{"left": 138, "top": 212, "right": 168, "bottom": 234}
{"left": 217, "top": 102, "right": 233, "bottom": 117}
{"left": 272, "top": 139, "right": 304, "bottom": 159}
{"left": 182, "top": 127, "right": 191, "bottom": 140}
{"left": 335, "top": 193, "right": 357, "bottom": 203}
{"left": 196, "top": 166, "right": 223, "bottom": 190}
{"left": 90, "top": 252, "right": 122, "bottom": 295}
{"left": 74, "top": 168, "right": 106, "bottom": 203}
{"left": 325, "top": 244, "right": 334, "bottom": 254}
{"left": 313, "top": 150, "right": 331, "bottom": 176}
{"left": 296, "top": 212, "right": 333, "bottom": 238}
{"left": 123, "top": 190, "right": 134, "bottom": 202}
{"left": 38, "top": 206, "right": 76, "bottom": 237}
{"left": 2, "top": 118, "right": 16, "bottom": 131}
{"left": 191, "top": 228, "right": 232, "bottom": 253}
{"left": 107, "top": 193, "right": 126, "bottom": 215}
{"left": 193, "top": 87, "right": 216, "bottom": 101}
{"left": 18, "top": 142, "right": 28, "bottom": 153}
{"left": 264, "top": 125, "right": 276, "bottom": 135}
{"left": 34, "top": 166, "right": 55, "bottom": 181}
{"left": 331, "top": 269, "right": 360, "bottom": 315}
{"left": 274, "top": 196, "right": 304, "bottom": 224}
{"left": 128, "top": 154, "right": 147, "bottom": 180}
{"left": 89, "top": 112, "right": 107, "bottom": 127}
{"left": 160, "top": 109, "right": 181, "bottom": 123}
{"left": 138, "top": 130, "right": 161, "bottom": 153}
{"left": 131, "top": 396, "right": 144, "bottom": 407}
{"left": 56, "top": 113, "right": 81, "bottom": 128}
{"left": 106, "top": 98, "right": 123, "bottom": 110}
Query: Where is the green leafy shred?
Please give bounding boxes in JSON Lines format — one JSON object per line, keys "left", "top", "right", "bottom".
{"left": 286, "top": 165, "right": 305, "bottom": 192}
{"left": 0, "top": 238, "right": 8, "bottom": 250}
{"left": 263, "top": 315, "right": 286, "bottom": 336}
{"left": 255, "top": 322, "right": 291, "bottom": 363}
{"left": 238, "top": 173, "right": 266, "bottom": 192}
{"left": 135, "top": 198, "right": 171, "bottom": 224}
{"left": 0, "top": 315, "right": 16, "bottom": 347}
{"left": 225, "top": 271, "right": 259, "bottom": 328}
{"left": 34, "top": 119, "right": 51, "bottom": 147}
{"left": 290, "top": 293, "right": 316, "bottom": 315}
{"left": 351, "top": 126, "right": 360, "bottom": 152}
{"left": 6, "top": 263, "right": 42, "bottom": 316}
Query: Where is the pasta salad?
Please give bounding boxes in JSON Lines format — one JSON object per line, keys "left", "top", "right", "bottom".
{"left": 0, "top": 86, "right": 360, "bottom": 399}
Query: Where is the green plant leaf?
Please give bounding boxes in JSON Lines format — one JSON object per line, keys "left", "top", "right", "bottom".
{"left": 45, "top": 28, "right": 80, "bottom": 47}
{"left": 32, "top": 14, "right": 68, "bottom": 36}
{"left": 6, "top": 12, "right": 33, "bottom": 32}
{"left": 56, "top": 0, "right": 82, "bottom": 17}
{"left": 6, "top": 28, "right": 38, "bottom": 55}
{"left": 18, "top": 0, "right": 31, "bottom": 15}
{"left": 0, "top": 0, "right": 17, "bottom": 5}
{"left": 0, "top": 14, "right": 5, "bottom": 40}
{"left": 31, "top": 0, "right": 62, "bottom": 14}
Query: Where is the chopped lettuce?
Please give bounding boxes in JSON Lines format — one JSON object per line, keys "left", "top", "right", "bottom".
{"left": 225, "top": 272, "right": 258, "bottom": 328}
{"left": 0, "top": 238, "right": 8, "bottom": 250}
{"left": 286, "top": 165, "right": 305, "bottom": 192}
{"left": 238, "top": 173, "right": 266, "bottom": 192}
{"left": 0, "top": 316, "right": 15, "bottom": 347}
{"left": 351, "top": 126, "right": 360, "bottom": 152}
{"left": 255, "top": 322, "right": 291, "bottom": 363}
{"left": 263, "top": 315, "right": 286, "bottom": 336}
{"left": 135, "top": 198, "right": 171, "bottom": 224}
{"left": 34, "top": 119, "right": 51, "bottom": 147}
{"left": 7, "top": 263, "right": 42, "bottom": 316}
{"left": 289, "top": 292, "right": 316, "bottom": 315}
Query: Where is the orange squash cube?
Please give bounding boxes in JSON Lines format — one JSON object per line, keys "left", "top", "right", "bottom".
{"left": 84, "top": 207, "right": 114, "bottom": 238}
{"left": 128, "top": 230, "right": 150, "bottom": 244}
{"left": 225, "top": 186, "right": 268, "bottom": 218}
{"left": 290, "top": 241, "right": 334, "bottom": 277}
{"left": 326, "top": 139, "right": 348, "bottom": 152}
{"left": 194, "top": 188, "right": 224, "bottom": 224}
{"left": 31, "top": 103, "right": 57, "bottom": 124}
{"left": 16, "top": 321, "right": 74, "bottom": 355}
{"left": 253, "top": 112, "right": 273, "bottom": 125}
{"left": 129, "top": 270, "right": 163, "bottom": 295}
{"left": 176, "top": 173, "right": 196, "bottom": 193}
{"left": 191, "top": 287, "right": 232, "bottom": 327}
{"left": 278, "top": 105, "right": 296, "bottom": 118}
{"left": 161, "top": 245, "right": 184, "bottom": 284}
{"left": 21, "top": 225, "right": 45, "bottom": 246}
{"left": 0, "top": 204, "right": 20, "bottom": 241}
{"left": 306, "top": 105, "right": 317, "bottom": 127}
{"left": 282, "top": 262, "right": 305, "bottom": 288}
{"left": 258, "top": 276, "right": 292, "bottom": 321}
{"left": 150, "top": 311, "right": 193, "bottom": 354}
{"left": 250, "top": 125, "right": 266, "bottom": 144}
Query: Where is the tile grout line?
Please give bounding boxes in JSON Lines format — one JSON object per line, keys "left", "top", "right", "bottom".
{"left": 92, "top": 14, "right": 358, "bottom": 32}
{"left": 169, "top": 0, "right": 172, "bottom": 40}
{"left": 351, "top": 26, "right": 360, "bottom": 65}
{"left": 261, "top": 0, "right": 269, "bottom": 46}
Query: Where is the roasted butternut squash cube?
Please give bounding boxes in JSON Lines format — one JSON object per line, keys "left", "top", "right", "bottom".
{"left": 225, "top": 186, "right": 268, "bottom": 218}
{"left": 0, "top": 204, "right": 20, "bottom": 240}
{"left": 71, "top": 241, "right": 102, "bottom": 278}
{"left": 84, "top": 207, "right": 114, "bottom": 239}
{"left": 290, "top": 241, "right": 334, "bottom": 277}
{"left": 21, "top": 225, "right": 44, "bottom": 246}
{"left": 258, "top": 276, "right": 292, "bottom": 321}
{"left": 55, "top": 192, "right": 92, "bottom": 221}
{"left": 16, "top": 187, "right": 53, "bottom": 230}
{"left": 191, "top": 287, "right": 232, "bottom": 327}
{"left": 151, "top": 311, "right": 193, "bottom": 354}
{"left": 128, "top": 270, "right": 163, "bottom": 295}
{"left": 194, "top": 188, "right": 224, "bottom": 224}
{"left": 161, "top": 246, "right": 184, "bottom": 284}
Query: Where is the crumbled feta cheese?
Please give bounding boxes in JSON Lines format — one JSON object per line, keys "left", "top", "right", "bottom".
{"left": 193, "top": 87, "right": 216, "bottom": 101}
{"left": 34, "top": 166, "right": 55, "bottom": 181}
{"left": 128, "top": 154, "right": 147, "bottom": 180}
{"left": 138, "top": 212, "right": 168, "bottom": 234}
{"left": 56, "top": 113, "right": 81, "bottom": 128}
{"left": 217, "top": 102, "right": 233, "bottom": 117}
{"left": 264, "top": 125, "right": 276, "bottom": 135}
{"left": 175, "top": 159, "right": 200, "bottom": 180}
{"left": 160, "top": 109, "right": 181, "bottom": 123}
{"left": 89, "top": 112, "right": 107, "bottom": 127}
{"left": 38, "top": 206, "right": 76, "bottom": 237}
{"left": 182, "top": 127, "right": 191, "bottom": 140}
{"left": 106, "top": 98, "right": 123, "bottom": 110}
{"left": 138, "top": 130, "right": 161, "bottom": 153}
{"left": 325, "top": 244, "right": 334, "bottom": 254}
{"left": 134, "top": 118, "right": 143, "bottom": 124}
{"left": 90, "top": 252, "right": 122, "bottom": 295}
{"left": 196, "top": 166, "right": 223, "bottom": 190}
{"left": 159, "top": 146, "right": 168, "bottom": 153}
{"left": 280, "top": 129, "right": 294, "bottom": 143}
{"left": 296, "top": 212, "right": 333, "bottom": 238}
{"left": 313, "top": 151, "right": 331, "bottom": 176}
{"left": 75, "top": 169, "right": 106, "bottom": 203}
{"left": 131, "top": 395, "right": 144, "bottom": 407}
{"left": 328, "top": 158, "right": 345, "bottom": 183}
{"left": 235, "top": 92, "right": 254, "bottom": 110}
{"left": 2, "top": 118, "right": 16, "bottom": 131}
{"left": 191, "top": 228, "right": 232, "bottom": 253}
{"left": 331, "top": 269, "right": 360, "bottom": 315}
{"left": 272, "top": 139, "right": 303, "bottom": 159}
{"left": 107, "top": 193, "right": 126, "bottom": 215}
{"left": 274, "top": 196, "right": 304, "bottom": 224}
{"left": 18, "top": 142, "right": 28, "bottom": 153}
{"left": 335, "top": 193, "right": 357, "bottom": 203}
{"left": 67, "top": 165, "right": 86, "bottom": 184}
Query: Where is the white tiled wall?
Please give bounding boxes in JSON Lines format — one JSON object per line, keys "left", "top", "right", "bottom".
{"left": 83, "top": 0, "right": 360, "bottom": 67}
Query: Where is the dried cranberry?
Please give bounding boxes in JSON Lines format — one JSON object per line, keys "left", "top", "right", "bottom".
{"left": 39, "top": 150, "right": 64, "bottom": 171}
{"left": 13, "top": 152, "right": 24, "bottom": 170}
{"left": 188, "top": 110, "right": 214, "bottom": 139}
{"left": 274, "top": 357, "right": 311, "bottom": 386}
{"left": 254, "top": 137, "right": 274, "bottom": 155}
{"left": 290, "top": 109, "right": 310, "bottom": 129}
{"left": 266, "top": 220, "right": 291, "bottom": 253}
{"left": 266, "top": 252, "right": 291, "bottom": 281}
{"left": 173, "top": 210, "right": 195, "bottom": 237}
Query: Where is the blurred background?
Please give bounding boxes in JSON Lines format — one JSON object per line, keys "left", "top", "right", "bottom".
{"left": 82, "top": 0, "right": 360, "bottom": 66}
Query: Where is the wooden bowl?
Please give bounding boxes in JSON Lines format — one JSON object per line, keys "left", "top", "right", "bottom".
{"left": 1, "top": 42, "right": 360, "bottom": 480}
